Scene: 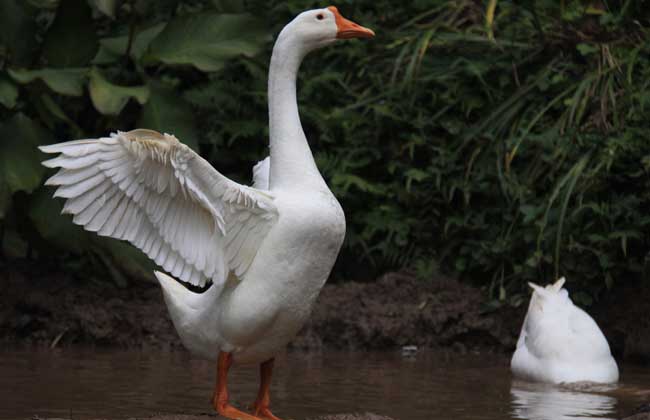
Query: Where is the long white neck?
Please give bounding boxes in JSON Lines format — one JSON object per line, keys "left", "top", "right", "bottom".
{"left": 268, "top": 30, "right": 326, "bottom": 191}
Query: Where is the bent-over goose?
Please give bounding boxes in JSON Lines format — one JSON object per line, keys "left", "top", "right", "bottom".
{"left": 511, "top": 277, "right": 619, "bottom": 384}
{"left": 39, "top": 7, "right": 374, "bottom": 420}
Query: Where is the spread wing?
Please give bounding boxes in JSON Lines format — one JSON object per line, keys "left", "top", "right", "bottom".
{"left": 40, "top": 129, "right": 278, "bottom": 291}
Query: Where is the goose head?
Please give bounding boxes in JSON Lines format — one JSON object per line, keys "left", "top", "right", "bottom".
{"left": 278, "top": 6, "right": 374, "bottom": 54}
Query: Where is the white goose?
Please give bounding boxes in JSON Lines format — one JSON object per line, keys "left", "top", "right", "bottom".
{"left": 39, "top": 7, "right": 374, "bottom": 420}
{"left": 511, "top": 277, "right": 619, "bottom": 384}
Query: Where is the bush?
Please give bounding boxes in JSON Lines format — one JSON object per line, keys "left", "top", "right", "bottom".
{"left": 1, "top": 0, "right": 649, "bottom": 304}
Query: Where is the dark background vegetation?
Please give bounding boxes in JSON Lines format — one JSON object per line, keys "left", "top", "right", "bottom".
{"left": 1, "top": 0, "right": 649, "bottom": 309}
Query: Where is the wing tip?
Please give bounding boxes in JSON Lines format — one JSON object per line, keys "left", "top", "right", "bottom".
{"left": 41, "top": 157, "right": 60, "bottom": 168}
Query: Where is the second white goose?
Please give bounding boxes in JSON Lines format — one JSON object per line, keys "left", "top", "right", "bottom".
{"left": 511, "top": 277, "right": 619, "bottom": 384}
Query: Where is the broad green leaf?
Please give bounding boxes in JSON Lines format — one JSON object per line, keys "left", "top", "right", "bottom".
{"left": 138, "top": 85, "right": 199, "bottom": 151}
{"left": 88, "top": 68, "right": 149, "bottom": 115}
{"left": 93, "top": 23, "right": 166, "bottom": 64}
{"left": 89, "top": 0, "right": 120, "bottom": 17}
{"left": 92, "top": 47, "right": 121, "bottom": 66}
{"left": 0, "top": 75, "right": 19, "bottom": 108}
{"left": 0, "top": 114, "right": 52, "bottom": 217}
{"left": 43, "top": 0, "right": 98, "bottom": 67}
{"left": 8, "top": 68, "right": 87, "bottom": 96}
{"left": 0, "top": 1, "right": 38, "bottom": 66}
{"left": 28, "top": 187, "right": 89, "bottom": 253}
{"left": 146, "top": 13, "right": 268, "bottom": 72}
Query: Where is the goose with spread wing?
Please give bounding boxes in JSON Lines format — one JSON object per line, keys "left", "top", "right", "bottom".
{"left": 511, "top": 277, "right": 619, "bottom": 384}
{"left": 40, "top": 7, "right": 374, "bottom": 420}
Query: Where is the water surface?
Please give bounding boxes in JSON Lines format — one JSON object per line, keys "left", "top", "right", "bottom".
{"left": 0, "top": 348, "right": 648, "bottom": 419}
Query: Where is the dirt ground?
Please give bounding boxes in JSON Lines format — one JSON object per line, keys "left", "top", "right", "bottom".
{"left": 291, "top": 271, "right": 520, "bottom": 353}
{"left": 1, "top": 260, "right": 649, "bottom": 363}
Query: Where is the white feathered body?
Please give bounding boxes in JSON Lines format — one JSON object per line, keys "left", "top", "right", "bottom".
{"left": 511, "top": 278, "right": 619, "bottom": 384}
{"left": 162, "top": 186, "right": 345, "bottom": 363}
{"left": 225, "top": 189, "right": 344, "bottom": 361}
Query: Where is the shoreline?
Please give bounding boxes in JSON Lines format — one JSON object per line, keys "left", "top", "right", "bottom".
{"left": 1, "top": 261, "right": 649, "bottom": 364}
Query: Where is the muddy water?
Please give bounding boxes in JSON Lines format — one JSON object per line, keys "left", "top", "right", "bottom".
{"left": 0, "top": 349, "right": 648, "bottom": 420}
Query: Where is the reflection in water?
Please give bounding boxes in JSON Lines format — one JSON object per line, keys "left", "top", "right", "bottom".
{"left": 511, "top": 381, "right": 617, "bottom": 420}
{"left": 0, "top": 348, "right": 647, "bottom": 420}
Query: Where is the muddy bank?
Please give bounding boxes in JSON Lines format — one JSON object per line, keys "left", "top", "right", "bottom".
{"left": 0, "top": 263, "right": 518, "bottom": 353}
{"left": 0, "top": 262, "right": 180, "bottom": 350}
{"left": 1, "top": 260, "right": 648, "bottom": 361}
{"left": 292, "top": 272, "right": 520, "bottom": 352}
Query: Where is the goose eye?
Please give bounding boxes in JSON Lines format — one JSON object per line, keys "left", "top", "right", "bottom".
{"left": 316, "top": 13, "right": 324, "bottom": 20}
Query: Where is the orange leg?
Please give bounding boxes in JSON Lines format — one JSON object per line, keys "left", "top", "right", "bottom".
{"left": 212, "top": 352, "right": 261, "bottom": 420}
{"left": 251, "top": 358, "right": 283, "bottom": 420}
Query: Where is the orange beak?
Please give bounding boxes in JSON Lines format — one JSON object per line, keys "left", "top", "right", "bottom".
{"left": 328, "top": 6, "right": 375, "bottom": 39}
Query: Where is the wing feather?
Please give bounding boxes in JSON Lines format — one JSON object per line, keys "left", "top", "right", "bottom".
{"left": 40, "top": 130, "right": 278, "bottom": 292}
{"left": 45, "top": 166, "right": 101, "bottom": 186}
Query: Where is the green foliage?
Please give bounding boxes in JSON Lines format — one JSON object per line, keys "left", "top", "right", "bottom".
{"left": 316, "top": 0, "right": 650, "bottom": 302}
{"left": 1, "top": 0, "right": 649, "bottom": 301}
{"left": 88, "top": 67, "right": 149, "bottom": 115}
{"left": 9, "top": 68, "right": 87, "bottom": 96}
{"left": 145, "top": 13, "right": 269, "bottom": 71}
{"left": 0, "top": 114, "right": 50, "bottom": 217}
{"left": 0, "top": 0, "right": 269, "bottom": 285}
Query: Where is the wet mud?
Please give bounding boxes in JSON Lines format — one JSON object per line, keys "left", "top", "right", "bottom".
{"left": 2, "top": 261, "right": 649, "bottom": 363}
